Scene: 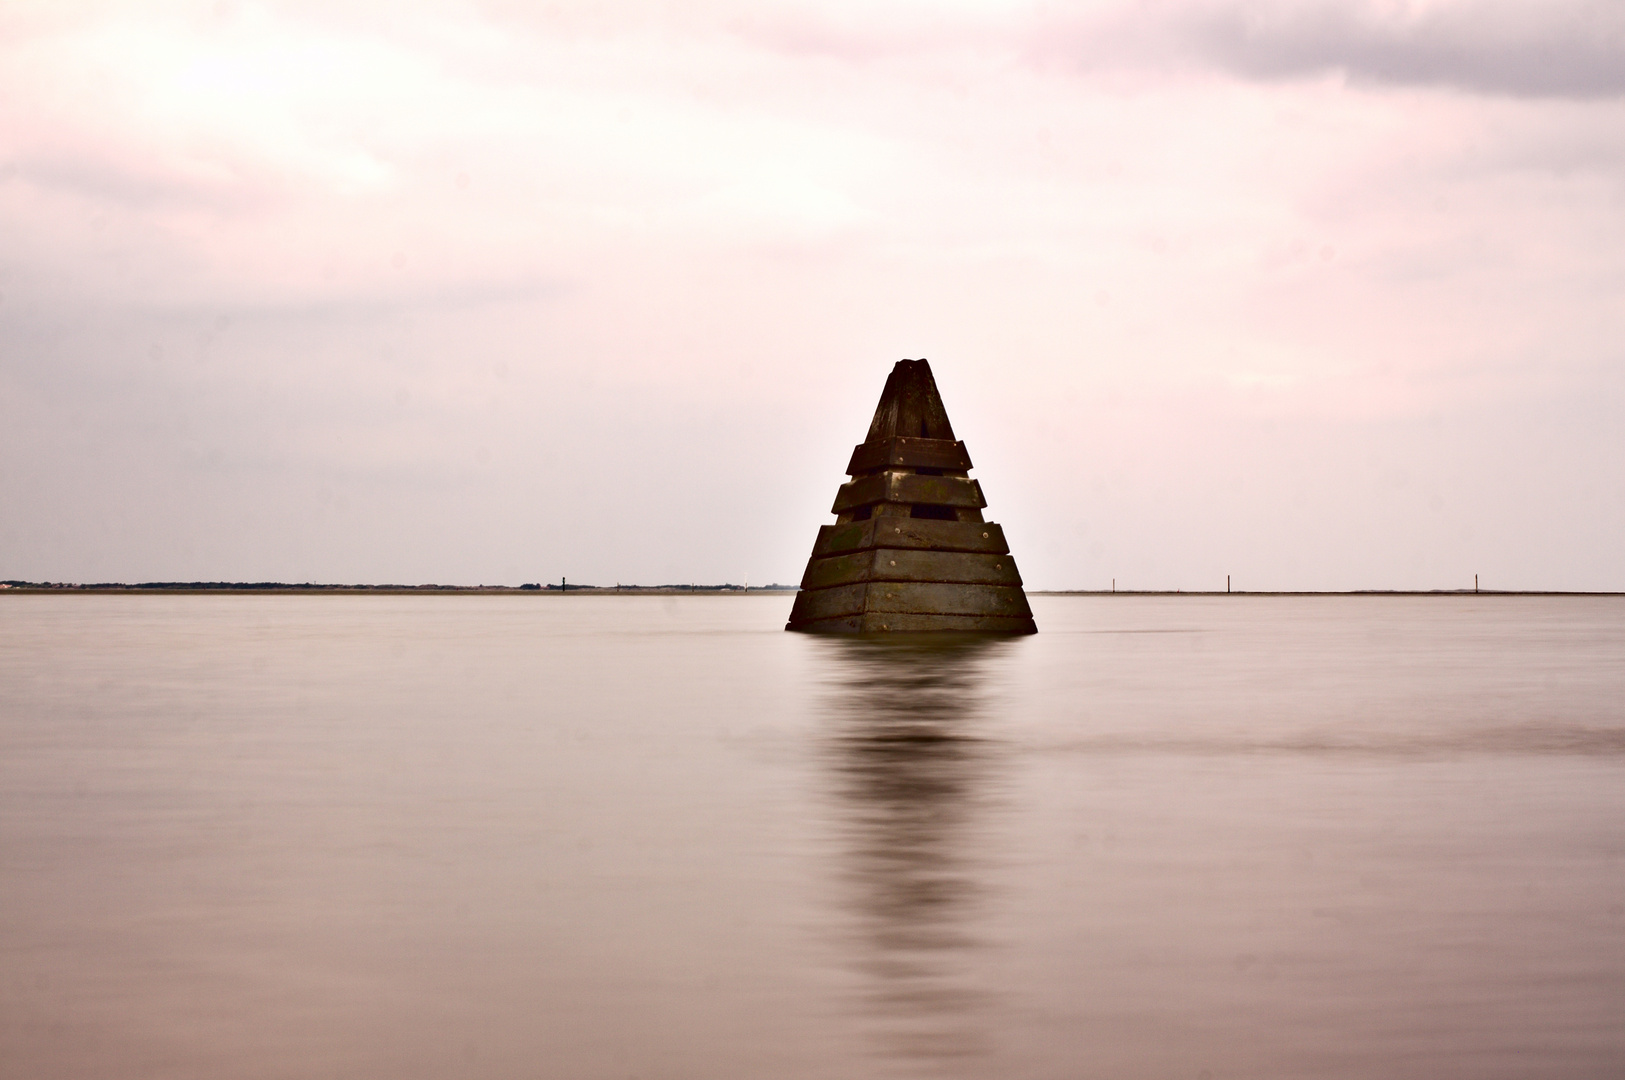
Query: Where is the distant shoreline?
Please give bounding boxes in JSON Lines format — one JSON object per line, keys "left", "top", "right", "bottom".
{"left": 1, "top": 583, "right": 1620, "bottom": 597}
{"left": 0, "top": 582, "right": 793, "bottom": 595}
{"left": 1030, "top": 590, "right": 1625, "bottom": 597}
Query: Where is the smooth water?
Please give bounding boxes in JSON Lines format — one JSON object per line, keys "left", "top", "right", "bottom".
{"left": 2, "top": 595, "right": 1622, "bottom": 1079}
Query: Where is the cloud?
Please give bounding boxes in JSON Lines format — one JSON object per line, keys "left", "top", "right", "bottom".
{"left": 1093, "top": 0, "right": 1625, "bottom": 99}
{"left": 616, "top": 0, "right": 1625, "bottom": 101}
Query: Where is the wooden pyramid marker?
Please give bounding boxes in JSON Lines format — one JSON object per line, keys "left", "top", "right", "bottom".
{"left": 786, "top": 359, "right": 1037, "bottom": 633}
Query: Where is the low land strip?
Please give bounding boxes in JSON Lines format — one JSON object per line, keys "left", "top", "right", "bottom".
{"left": 1, "top": 582, "right": 1617, "bottom": 596}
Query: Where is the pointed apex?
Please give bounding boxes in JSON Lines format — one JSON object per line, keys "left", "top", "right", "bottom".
{"left": 866, "top": 358, "right": 956, "bottom": 442}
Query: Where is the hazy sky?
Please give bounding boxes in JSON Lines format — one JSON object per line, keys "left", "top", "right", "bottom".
{"left": 3, "top": 0, "right": 1622, "bottom": 589}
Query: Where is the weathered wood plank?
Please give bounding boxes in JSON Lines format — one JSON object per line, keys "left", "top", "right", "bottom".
{"left": 787, "top": 582, "right": 868, "bottom": 622}
{"left": 862, "top": 582, "right": 1033, "bottom": 618}
{"left": 858, "top": 612, "right": 1035, "bottom": 633}
{"left": 800, "top": 550, "right": 1023, "bottom": 590}
{"left": 830, "top": 472, "right": 986, "bottom": 514}
{"left": 784, "top": 614, "right": 866, "bottom": 633}
{"left": 846, "top": 437, "right": 972, "bottom": 476}
{"left": 787, "top": 612, "right": 1035, "bottom": 633}
{"left": 788, "top": 581, "right": 1032, "bottom": 623}
{"left": 800, "top": 552, "right": 872, "bottom": 591}
{"left": 811, "top": 519, "right": 1009, "bottom": 558}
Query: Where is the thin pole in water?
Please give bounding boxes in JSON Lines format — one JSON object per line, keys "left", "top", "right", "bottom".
{"left": 1227, "top": 574, "right": 1231, "bottom": 593}
{"left": 1475, "top": 574, "right": 1479, "bottom": 593}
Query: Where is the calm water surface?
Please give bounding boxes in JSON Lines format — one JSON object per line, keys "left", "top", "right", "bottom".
{"left": 2, "top": 595, "right": 1623, "bottom": 1079}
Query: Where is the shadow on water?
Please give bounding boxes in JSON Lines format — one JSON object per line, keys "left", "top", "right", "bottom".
{"left": 812, "top": 633, "right": 1018, "bottom": 1073}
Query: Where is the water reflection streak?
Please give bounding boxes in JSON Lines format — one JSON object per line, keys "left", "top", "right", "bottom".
{"left": 815, "top": 634, "right": 1017, "bottom": 1071}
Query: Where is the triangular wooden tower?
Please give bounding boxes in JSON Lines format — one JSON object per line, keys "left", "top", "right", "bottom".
{"left": 786, "top": 359, "right": 1037, "bottom": 633}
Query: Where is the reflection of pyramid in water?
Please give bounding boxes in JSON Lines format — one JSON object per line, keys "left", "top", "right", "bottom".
{"left": 786, "top": 359, "right": 1037, "bottom": 633}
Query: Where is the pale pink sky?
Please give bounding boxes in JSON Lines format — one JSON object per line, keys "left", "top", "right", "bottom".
{"left": 2, "top": 0, "right": 1622, "bottom": 588}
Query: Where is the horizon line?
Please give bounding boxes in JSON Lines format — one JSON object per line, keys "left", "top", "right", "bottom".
{"left": 2, "top": 582, "right": 1622, "bottom": 598}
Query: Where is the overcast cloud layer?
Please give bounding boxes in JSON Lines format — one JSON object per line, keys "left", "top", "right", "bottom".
{"left": 2, "top": 0, "right": 1622, "bottom": 590}
{"left": 1163, "top": 0, "right": 1625, "bottom": 97}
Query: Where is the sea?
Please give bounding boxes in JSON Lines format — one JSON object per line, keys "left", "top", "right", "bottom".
{"left": 2, "top": 594, "right": 1622, "bottom": 1079}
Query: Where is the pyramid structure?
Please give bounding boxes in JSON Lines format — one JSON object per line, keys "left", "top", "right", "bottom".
{"left": 786, "top": 359, "right": 1037, "bottom": 634}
